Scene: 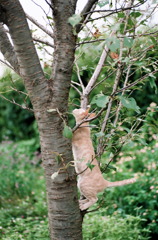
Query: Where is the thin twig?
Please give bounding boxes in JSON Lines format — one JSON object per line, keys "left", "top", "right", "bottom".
{"left": 0, "top": 59, "right": 15, "bottom": 72}
{"left": 0, "top": 94, "right": 34, "bottom": 112}
{"left": 30, "top": 0, "right": 54, "bottom": 32}
{"left": 85, "top": 1, "right": 147, "bottom": 23}
{"left": 75, "top": 61, "right": 85, "bottom": 91}
{"left": 92, "top": 70, "right": 117, "bottom": 91}
{"left": 71, "top": 81, "right": 81, "bottom": 87}
{"left": 113, "top": 65, "right": 131, "bottom": 127}
{"left": 72, "top": 107, "right": 106, "bottom": 132}
{"left": 80, "top": 32, "right": 114, "bottom": 109}
{"left": 113, "top": 69, "right": 158, "bottom": 96}
{"left": 82, "top": 1, "right": 147, "bottom": 16}
{"left": 77, "top": 30, "right": 158, "bottom": 46}
{"left": 71, "top": 84, "right": 82, "bottom": 95}
{"left": 76, "top": 0, "right": 98, "bottom": 34}
{"left": 26, "top": 13, "right": 54, "bottom": 38}
{"left": 10, "top": 87, "right": 29, "bottom": 96}
{"left": 32, "top": 36, "right": 54, "bottom": 48}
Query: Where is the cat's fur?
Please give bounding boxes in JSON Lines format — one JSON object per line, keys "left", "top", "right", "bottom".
{"left": 72, "top": 108, "right": 136, "bottom": 211}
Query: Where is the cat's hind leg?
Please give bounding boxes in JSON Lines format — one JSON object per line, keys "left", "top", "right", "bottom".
{"left": 79, "top": 196, "right": 98, "bottom": 211}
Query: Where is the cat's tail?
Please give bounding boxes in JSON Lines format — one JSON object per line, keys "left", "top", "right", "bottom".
{"left": 106, "top": 178, "right": 136, "bottom": 188}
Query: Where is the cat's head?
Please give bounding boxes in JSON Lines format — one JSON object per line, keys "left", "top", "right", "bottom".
{"left": 72, "top": 108, "right": 95, "bottom": 123}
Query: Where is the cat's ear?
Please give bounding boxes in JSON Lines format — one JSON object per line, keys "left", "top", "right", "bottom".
{"left": 83, "top": 108, "right": 96, "bottom": 119}
{"left": 84, "top": 108, "right": 90, "bottom": 117}
{"left": 84, "top": 108, "right": 90, "bottom": 116}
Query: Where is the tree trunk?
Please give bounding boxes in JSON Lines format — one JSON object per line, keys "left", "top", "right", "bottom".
{"left": 0, "top": 0, "right": 83, "bottom": 239}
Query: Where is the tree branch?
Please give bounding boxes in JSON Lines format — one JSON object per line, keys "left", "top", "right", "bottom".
{"left": 72, "top": 107, "right": 106, "bottom": 132}
{"left": 113, "top": 64, "right": 131, "bottom": 127}
{"left": 0, "top": 94, "right": 34, "bottom": 112}
{"left": 76, "top": 0, "right": 98, "bottom": 33}
{"left": 71, "top": 83, "right": 82, "bottom": 95}
{"left": 75, "top": 61, "right": 85, "bottom": 91}
{"left": 80, "top": 32, "right": 115, "bottom": 109}
{"left": 77, "top": 30, "right": 158, "bottom": 46}
{"left": 32, "top": 36, "right": 54, "bottom": 48}
{"left": 0, "top": 23, "right": 20, "bottom": 74}
{"left": 114, "top": 69, "right": 158, "bottom": 96}
{"left": 82, "top": 1, "right": 147, "bottom": 15}
{"left": 26, "top": 12, "right": 54, "bottom": 38}
{"left": 85, "top": 0, "right": 147, "bottom": 23}
{"left": 0, "top": 0, "right": 48, "bottom": 105}
{"left": 0, "top": 58, "right": 16, "bottom": 72}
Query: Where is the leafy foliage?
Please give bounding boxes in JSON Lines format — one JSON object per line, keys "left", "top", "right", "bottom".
{"left": 62, "top": 124, "right": 73, "bottom": 139}
{"left": 83, "top": 214, "right": 150, "bottom": 240}
{"left": 68, "top": 14, "right": 82, "bottom": 27}
{"left": 0, "top": 71, "right": 37, "bottom": 142}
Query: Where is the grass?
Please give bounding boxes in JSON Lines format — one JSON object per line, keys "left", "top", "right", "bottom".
{"left": 0, "top": 139, "right": 157, "bottom": 239}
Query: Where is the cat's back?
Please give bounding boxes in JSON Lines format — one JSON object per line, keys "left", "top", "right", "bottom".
{"left": 72, "top": 127, "right": 90, "bottom": 142}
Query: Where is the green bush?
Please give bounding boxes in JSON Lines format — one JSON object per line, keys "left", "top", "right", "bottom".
{"left": 0, "top": 141, "right": 42, "bottom": 202}
{"left": 0, "top": 141, "right": 48, "bottom": 239}
{"left": 83, "top": 213, "right": 150, "bottom": 240}
{"left": 0, "top": 216, "right": 49, "bottom": 240}
{"left": 0, "top": 71, "right": 36, "bottom": 142}
{"left": 96, "top": 141, "right": 158, "bottom": 238}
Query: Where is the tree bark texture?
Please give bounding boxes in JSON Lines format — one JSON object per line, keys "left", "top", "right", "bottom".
{"left": 0, "top": 0, "right": 82, "bottom": 239}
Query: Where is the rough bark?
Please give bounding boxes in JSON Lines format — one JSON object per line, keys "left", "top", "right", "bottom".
{"left": 0, "top": 0, "right": 82, "bottom": 239}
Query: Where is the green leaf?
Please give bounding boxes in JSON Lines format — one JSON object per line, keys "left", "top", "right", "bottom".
{"left": 118, "top": 12, "right": 125, "bottom": 18}
{"left": 98, "top": 0, "right": 109, "bottom": 7}
{"left": 137, "top": 138, "right": 147, "bottom": 146}
{"left": 68, "top": 14, "right": 82, "bottom": 27}
{"left": 63, "top": 125, "right": 73, "bottom": 139}
{"left": 119, "top": 96, "right": 140, "bottom": 113}
{"left": 106, "top": 37, "right": 120, "bottom": 51}
{"left": 111, "top": 23, "right": 120, "bottom": 31}
{"left": 86, "top": 161, "right": 95, "bottom": 171}
{"left": 122, "top": 57, "right": 130, "bottom": 64}
{"left": 47, "top": 16, "right": 53, "bottom": 20}
{"left": 109, "top": 38, "right": 120, "bottom": 51}
{"left": 149, "top": 78, "right": 157, "bottom": 94}
{"left": 130, "top": 11, "right": 142, "bottom": 18}
{"left": 127, "top": 18, "right": 135, "bottom": 32}
{"left": 95, "top": 132, "right": 105, "bottom": 138}
{"left": 150, "top": 36, "right": 157, "bottom": 44}
{"left": 120, "top": 23, "right": 125, "bottom": 34}
{"left": 123, "top": 127, "right": 130, "bottom": 133}
{"left": 105, "top": 164, "right": 117, "bottom": 171}
{"left": 124, "top": 37, "right": 134, "bottom": 48}
{"left": 91, "top": 94, "right": 109, "bottom": 108}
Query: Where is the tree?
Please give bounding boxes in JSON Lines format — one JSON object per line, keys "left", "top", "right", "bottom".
{"left": 0, "top": 0, "right": 157, "bottom": 239}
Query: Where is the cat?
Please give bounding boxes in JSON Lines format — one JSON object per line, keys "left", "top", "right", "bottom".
{"left": 72, "top": 108, "right": 136, "bottom": 211}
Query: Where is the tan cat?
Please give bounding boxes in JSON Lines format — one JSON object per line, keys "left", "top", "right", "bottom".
{"left": 72, "top": 108, "right": 136, "bottom": 211}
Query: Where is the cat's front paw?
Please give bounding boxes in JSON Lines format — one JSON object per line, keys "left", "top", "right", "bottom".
{"left": 79, "top": 199, "right": 88, "bottom": 211}
{"left": 79, "top": 202, "right": 88, "bottom": 211}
